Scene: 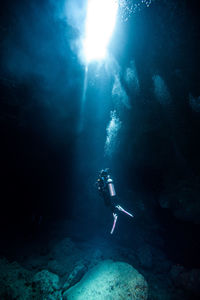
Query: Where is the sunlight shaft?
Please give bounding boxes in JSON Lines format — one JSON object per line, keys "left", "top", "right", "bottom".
{"left": 83, "top": 0, "right": 118, "bottom": 63}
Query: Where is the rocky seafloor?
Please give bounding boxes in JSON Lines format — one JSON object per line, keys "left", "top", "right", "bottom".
{"left": 1, "top": 218, "right": 200, "bottom": 300}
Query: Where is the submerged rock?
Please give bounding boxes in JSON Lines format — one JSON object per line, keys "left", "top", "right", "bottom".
{"left": 32, "top": 269, "right": 62, "bottom": 299}
{"left": 50, "top": 237, "right": 76, "bottom": 258}
{"left": 0, "top": 258, "right": 62, "bottom": 300}
{"left": 0, "top": 258, "right": 32, "bottom": 299}
{"left": 48, "top": 237, "right": 81, "bottom": 277}
{"left": 63, "top": 262, "right": 87, "bottom": 290}
{"left": 63, "top": 260, "right": 148, "bottom": 300}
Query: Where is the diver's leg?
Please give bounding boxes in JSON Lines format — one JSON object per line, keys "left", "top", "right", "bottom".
{"left": 110, "top": 213, "right": 118, "bottom": 234}
{"left": 115, "top": 205, "right": 134, "bottom": 217}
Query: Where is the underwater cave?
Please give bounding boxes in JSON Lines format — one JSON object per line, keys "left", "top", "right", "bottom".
{"left": 0, "top": 0, "right": 200, "bottom": 299}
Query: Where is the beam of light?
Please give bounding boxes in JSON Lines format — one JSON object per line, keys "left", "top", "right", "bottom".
{"left": 83, "top": 0, "right": 119, "bottom": 63}
{"left": 78, "top": 66, "right": 88, "bottom": 132}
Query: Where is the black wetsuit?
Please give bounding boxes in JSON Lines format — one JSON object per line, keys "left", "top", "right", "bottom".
{"left": 97, "top": 175, "right": 117, "bottom": 213}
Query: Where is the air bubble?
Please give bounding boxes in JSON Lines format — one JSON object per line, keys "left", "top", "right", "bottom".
{"left": 118, "top": 0, "right": 154, "bottom": 22}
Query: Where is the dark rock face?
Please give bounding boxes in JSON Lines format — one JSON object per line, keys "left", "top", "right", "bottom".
{"left": 159, "top": 178, "right": 200, "bottom": 224}
{"left": 170, "top": 265, "right": 200, "bottom": 297}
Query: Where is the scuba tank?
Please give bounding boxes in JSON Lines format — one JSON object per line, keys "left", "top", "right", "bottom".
{"left": 107, "top": 176, "right": 116, "bottom": 197}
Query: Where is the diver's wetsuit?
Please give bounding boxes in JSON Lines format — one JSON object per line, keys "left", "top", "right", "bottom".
{"left": 96, "top": 169, "right": 133, "bottom": 234}
{"left": 97, "top": 174, "right": 117, "bottom": 213}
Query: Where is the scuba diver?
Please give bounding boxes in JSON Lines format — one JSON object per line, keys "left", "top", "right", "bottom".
{"left": 96, "top": 168, "right": 133, "bottom": 234}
